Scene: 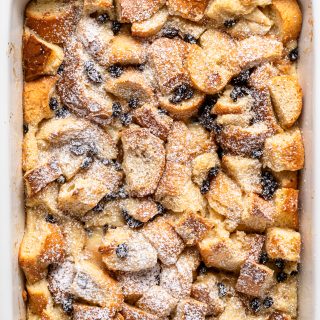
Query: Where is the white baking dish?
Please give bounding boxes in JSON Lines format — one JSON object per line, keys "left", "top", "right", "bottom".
{"left": 0, "top": 0, "right": 319, "bottom": 319}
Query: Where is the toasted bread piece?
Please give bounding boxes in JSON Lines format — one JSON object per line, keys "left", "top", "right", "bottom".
{"left": 171, "top": 212, "right": 211, "bottom": 246}
{"left": 173, "top": 298, "right": 207, "bottom": 320}
{"left": 24, "top": 161, "right": 62, "bottom": 197}
{"left": 236, "top": 261, "right": 274, "bottom": 297}
{"left": 263, "top": 128, "right": 304, "bottom": 171}
{"left": 23, "top": 29, "right": 64, "bottom": 81}
{"left": 148, "top": 38, "right": 191, "bottom": 95}
{"left": 121, "top": 303, "right": 160, "bottom": 320}
{"left": 58, "top": 161, "right": 122, "bottom": 216}
{"left": 121, "top": 127, "right": 165, "bottom": 197}
{"left": 25, "top": 0, "right": 81, "bottom": 45}
{"left": 132, "top": 8, "right": 169, "bottom": 37}
{"left": 132, "top": 105, "right": 173, "bottom": 140}
{"left": 237, "top": 36, "right": 283, "bottom": 69}
{"left": 136, "top": 285, "right": 178, "bottom": 317}
{"left": 100, "top": 227, "right": 158, "bottom": 272}
{"left": 23, "top": 76, "right": 57, "bottom": 126}
{"left": 216, "top": 122, "right": 270, "bottom": 157}
{"left": 26, "top": 279, "right": 52, "bottom": 316}
{"left": 240, "top": 193, "right": 275, "bottom": 232}
{"left": 273, "top": 170, "right": 298, "bottom": 189}
{"left": 222, "top": 155, "right": 262, "bottom": 193}
{"left": 165, "top": 16, "right": 206, "bottom": 39}
{"left": 206, "top": 172, "right": 243, "bottom": 223}
{"left": 266, "top": 227, "right": 301, "bottom": 261}
{"left": 142, "top": 217, "right": 185, "bottom": 265}
{"left": 23, "top": 125, "right": 39, "bottom": 172}
{"left": 268, "top": 75, "right": 303, "bottom": 128}
{"left": 158, "top": 90, "right": 206, "bottom": 119}
{"left": 119, "top": 198, "right": 158, "bottom": 223}
{"left": 115, "top": 0, "right": 165, "bottom": 22}
{"left": 268, "top": 0, "right": 302, "bottom": 43}
{"left": 167, "top": 0, "right": 209, "bottom": 22}
{"left": 19, "top": 209, "right": 65, "bottom": 284}
{"left": 248, "top": 62, "right": 279, "bottom": 89}
{"left": 73, "top": 304, "right": 115, "bottom": 320}
{"left": 116, "top": 264, "right": 161, "bottom": 302}
{"left": 192, "top": 153, "right": 220, "bottom": 186}
{"left": 41, "top": 304, "right": 70, "bottom": 320}
{"left": 105, "top": 70, "right": 155, "bottom": 104}
{"left": 268, "top": 313, "right": 293, "bottom": 320}
{"left": 71, "top": 259, "right": 123, "bottom": 311}
{"left": 83, "top": 0, "right": 113, "bottom": 14}
{"left": 273, "top": 188, "right": 299, "bottom": 230}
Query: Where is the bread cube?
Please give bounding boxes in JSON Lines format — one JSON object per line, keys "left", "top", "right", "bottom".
{"left": 173, "top": 298, "right": 207, "bottom": 320}
{"left": 266, "top": 227, "right": 301, "bottom": 261}
{"left": 217, "top": 297, "right": 247, "bottom": 320}
{"left": 121, "top": 303, "right": 160, "bottom": 320}
{"left": 167, "top": 0, "right": 209, "bottom": 22}
{"left": 22, "top": 125, "right": 39, "bottom": 172}
{"left": 192, "top": 153, "right": 220, "bottom": 186}
{"left": 272, "top": 170, "right": 298, "bottom": 189}
{"left": 26, "top": 279, "right": 51, "bottom": 316}
{"left": 73, "top": 304, "right": 116, "bottom": 320}
{"left": 248, "top": 63, "right": 279, "bottom": 90}
{"left": 83, "top": 0, "right": 113, "bottom": 14}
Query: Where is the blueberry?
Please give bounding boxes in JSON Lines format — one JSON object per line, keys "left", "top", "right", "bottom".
{"left": 57, "top": 175, "right": 66, "bottom": 184}
{"left": 231, "top": 69, "right": 252, "bottom": 86}
{"left": 57, "top": 63, "right": 64, "bottom": 75}
{"left": 96, "top": 13, "right": 109, "bottom": 23}
{"left": 128, "top": 97, "right": 139, "bottom": 109}
{"left": 263, "top": 297, "right": 274, "bottom": 309}
{"left": 81, "top": 156, "right": 94, "bottom": 169}
{"left": 49, "top": 97, "right": 59, "bottom": 111}
{"left": 169, "top": 83, "right": 194, "bottom": 104}
{"left": 55, "top": 106, "right": 70, "bottom": 118}
{"left": 62, "top": 296, "right": 73, "bottom": 315}
{"left": 23, "top": 124, "right": 29, "bottom": 134}
{"left": 120, "top": 113, "right": 132, "bottom": 126}
{"left": 288, "top": 47, "right": 299, "bottom": 62}
{"left": 108, "top": 64, "right": 124, "bottom": 78}
{"left": 112, "top": 160, "right": 122, "bottom": 171}
{"left": 250, "top": 298, "right": 261, "bottom": 313}
{"left": 198, "top": 262, "right": 208, "bottom": 275}
{"left": 251, "top": 149, "right": 263, "bottom": 159}
{"left": 275, "top": 258, "right": 285, "bottom": 270}
{"left": 116, "top": 243, "right": 129, "bottom": 259}
{"left": 162, "top": 27, "right": 179, "bottom": 39}
{"left": 259, "top": 252, "right": 269, "bottom": 265}
{"left": 230, "top": 85, "right": 250, "bottom": 102}
{"left": 45, "top": 214, "right": 57, "bottom": 224}
{"left": 261, "top": 171, "right": 279, "bottom": 200}
{"left": 111, "top": 21, "right": 122, "bottom": 35}
{"left": 122, "top": 209, "right": 144, "bottom": 229}
{"left": 70, "top": 141, "right": 87, "bottom": 156}
{"left": 224, "top": 19, "right": 237, "bottom": 28}
{"left": 183, "top": 34, "right": 197, "bottom": 44}
{"left": 276, "top": 271, "right": 288, "bottom": 283}
{"left": 84, "top": 61, "right": 103, "bottom": 83}
{"left": 112, "top": 102, "right": 122, "bottom": 117}
{"left": 217, "top": 282, "right": 228, "bottom": 297}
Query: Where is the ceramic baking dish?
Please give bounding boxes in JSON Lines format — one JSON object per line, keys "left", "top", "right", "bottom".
{"left": 0, "top": 0, "right": 319, "bottom": 319}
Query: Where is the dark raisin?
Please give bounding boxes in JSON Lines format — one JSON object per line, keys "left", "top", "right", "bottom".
{"left": 224, "top": 19, "right": 237, "bottom": 28}
{"left": 104, "top": 192, "right": 117, "bottom": 201}
{"left": 93, "top": 201, "right": 105, "bottom": 212}
{"left": 259, "top": 252, "right": 269, "bottom": 265}
{"left": 200, "top": 179, "right": 211, "bottom": 195}
{"left": 96, "top": 13, "right": 109, "bottom": 23}
{"left": 198, "top": 96, "right": 219, "bottom": 131}
{"left": 108, "top": 64, "right": 124, "bottom": 78}
{"left": 57, "top": 63, "right": 64, "bottom": 75}
{"left": 157, "top": 203, "right": 165, "bottom": 215}
{"left": 275, "top": 258, "right": 285, "bottom": 270}
{"left": 112, "top": 102, "right": 122, "bottom": 117}
{"left": 120, "top": 112, "right": 132, "bottom": 126}
{"left": 251, "top": 149, "right": 263, "bottom": 159}
{"left": 84, "top": 61, "right": 103, "bottom": 83}
{"left": 291, "top": 270, "right": 299, "bottom": 276}
{"left": 162, "top": 27, "right": 179, "bottom": 39}
{"left": 183, "top": 33, "right": 197, "bottom": 44}
{"left": 250, "top": 298, "right": 261, "bottom": 313}
{"left": 208, "top": 166, "right": 220, "bottom": 180}
{"left": 117, "top": 186, "right": 129, "bottom": 199}
{"left": 198, "top": 262, "right": 208, "bottom": 275}
{"left": 116, "top": 243, "right": 129, "bottom": 259}
{"left": 261, "top": 171, "right": 279, "bottom": 200}
{"left": 217, "top": 146, "right": 225, "bottom": 159}
{"left": 128, "top": 97, "right": 139, "bottom": 109}
{"left": 263, "top": 297, "right": 274, "bottom": 309}
{"left": 49, "top": 97, "right": 59, "bottom": 111}
{"left": 276, "top": 271, "right": 288, "bottom": 283}
{"left": 122, "top": 209, "right": 144, "bottom": 229}
{"left": 81, "top": 156, "right": 94, "bottom": 169}
{"left": 230, "top": 85, "right": 250, "bottom": 102}
{"left": 111, "top": 21, "right": 122, "bottom": 35}
{"left": 169, "top": 83, "right": 194, "bottom": 104}
{"left": 62, "top": 296, "right": 74, "bottom": 315}
{"left": 231, "top": 69, "right": 252, "bottom": 86}
{"left": 70, "top": 141, "right": 87, "bottom": 156}
{"left": 288, "top": 47, "right": 299, "bottom": 62}
{"left": 155, "top": 274, "right": 161, "bottom": 285}
{"left": 217, "top": 282, "right": 228, "bottom": 297}
{"left": 112, "top": 160, "right": 122, "bottom": 171}
{"left": 55, "top": 106, "right": 70, "bottom": 118}
{"left": 158, "top": 108, "right": 169, "bottom": 115}
{"left": 57, "top": 175, "right": 66, "bottom": 184}
{"left": 45, "top": 214, "right": 57, "bottom": 224}
{"left": 23, "top": 124, "right": 29, "bottom": 134}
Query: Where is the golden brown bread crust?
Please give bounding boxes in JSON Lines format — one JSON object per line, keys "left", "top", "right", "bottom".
{"left": 167, "top": 0, "right": 209, "bottom": 22}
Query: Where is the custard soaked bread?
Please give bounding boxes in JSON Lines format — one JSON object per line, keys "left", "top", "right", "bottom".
{"left": 21, "top": 0, "right": 303, "bottom": 319}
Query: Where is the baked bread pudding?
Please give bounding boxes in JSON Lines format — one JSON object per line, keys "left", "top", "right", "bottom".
{"left": 20, "top": 0, "right": 304, "bottom": 319}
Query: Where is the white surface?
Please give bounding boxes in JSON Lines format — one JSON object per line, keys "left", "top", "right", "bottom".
{"left": 0, "top": 0, "right": 318, "bottom": 319}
